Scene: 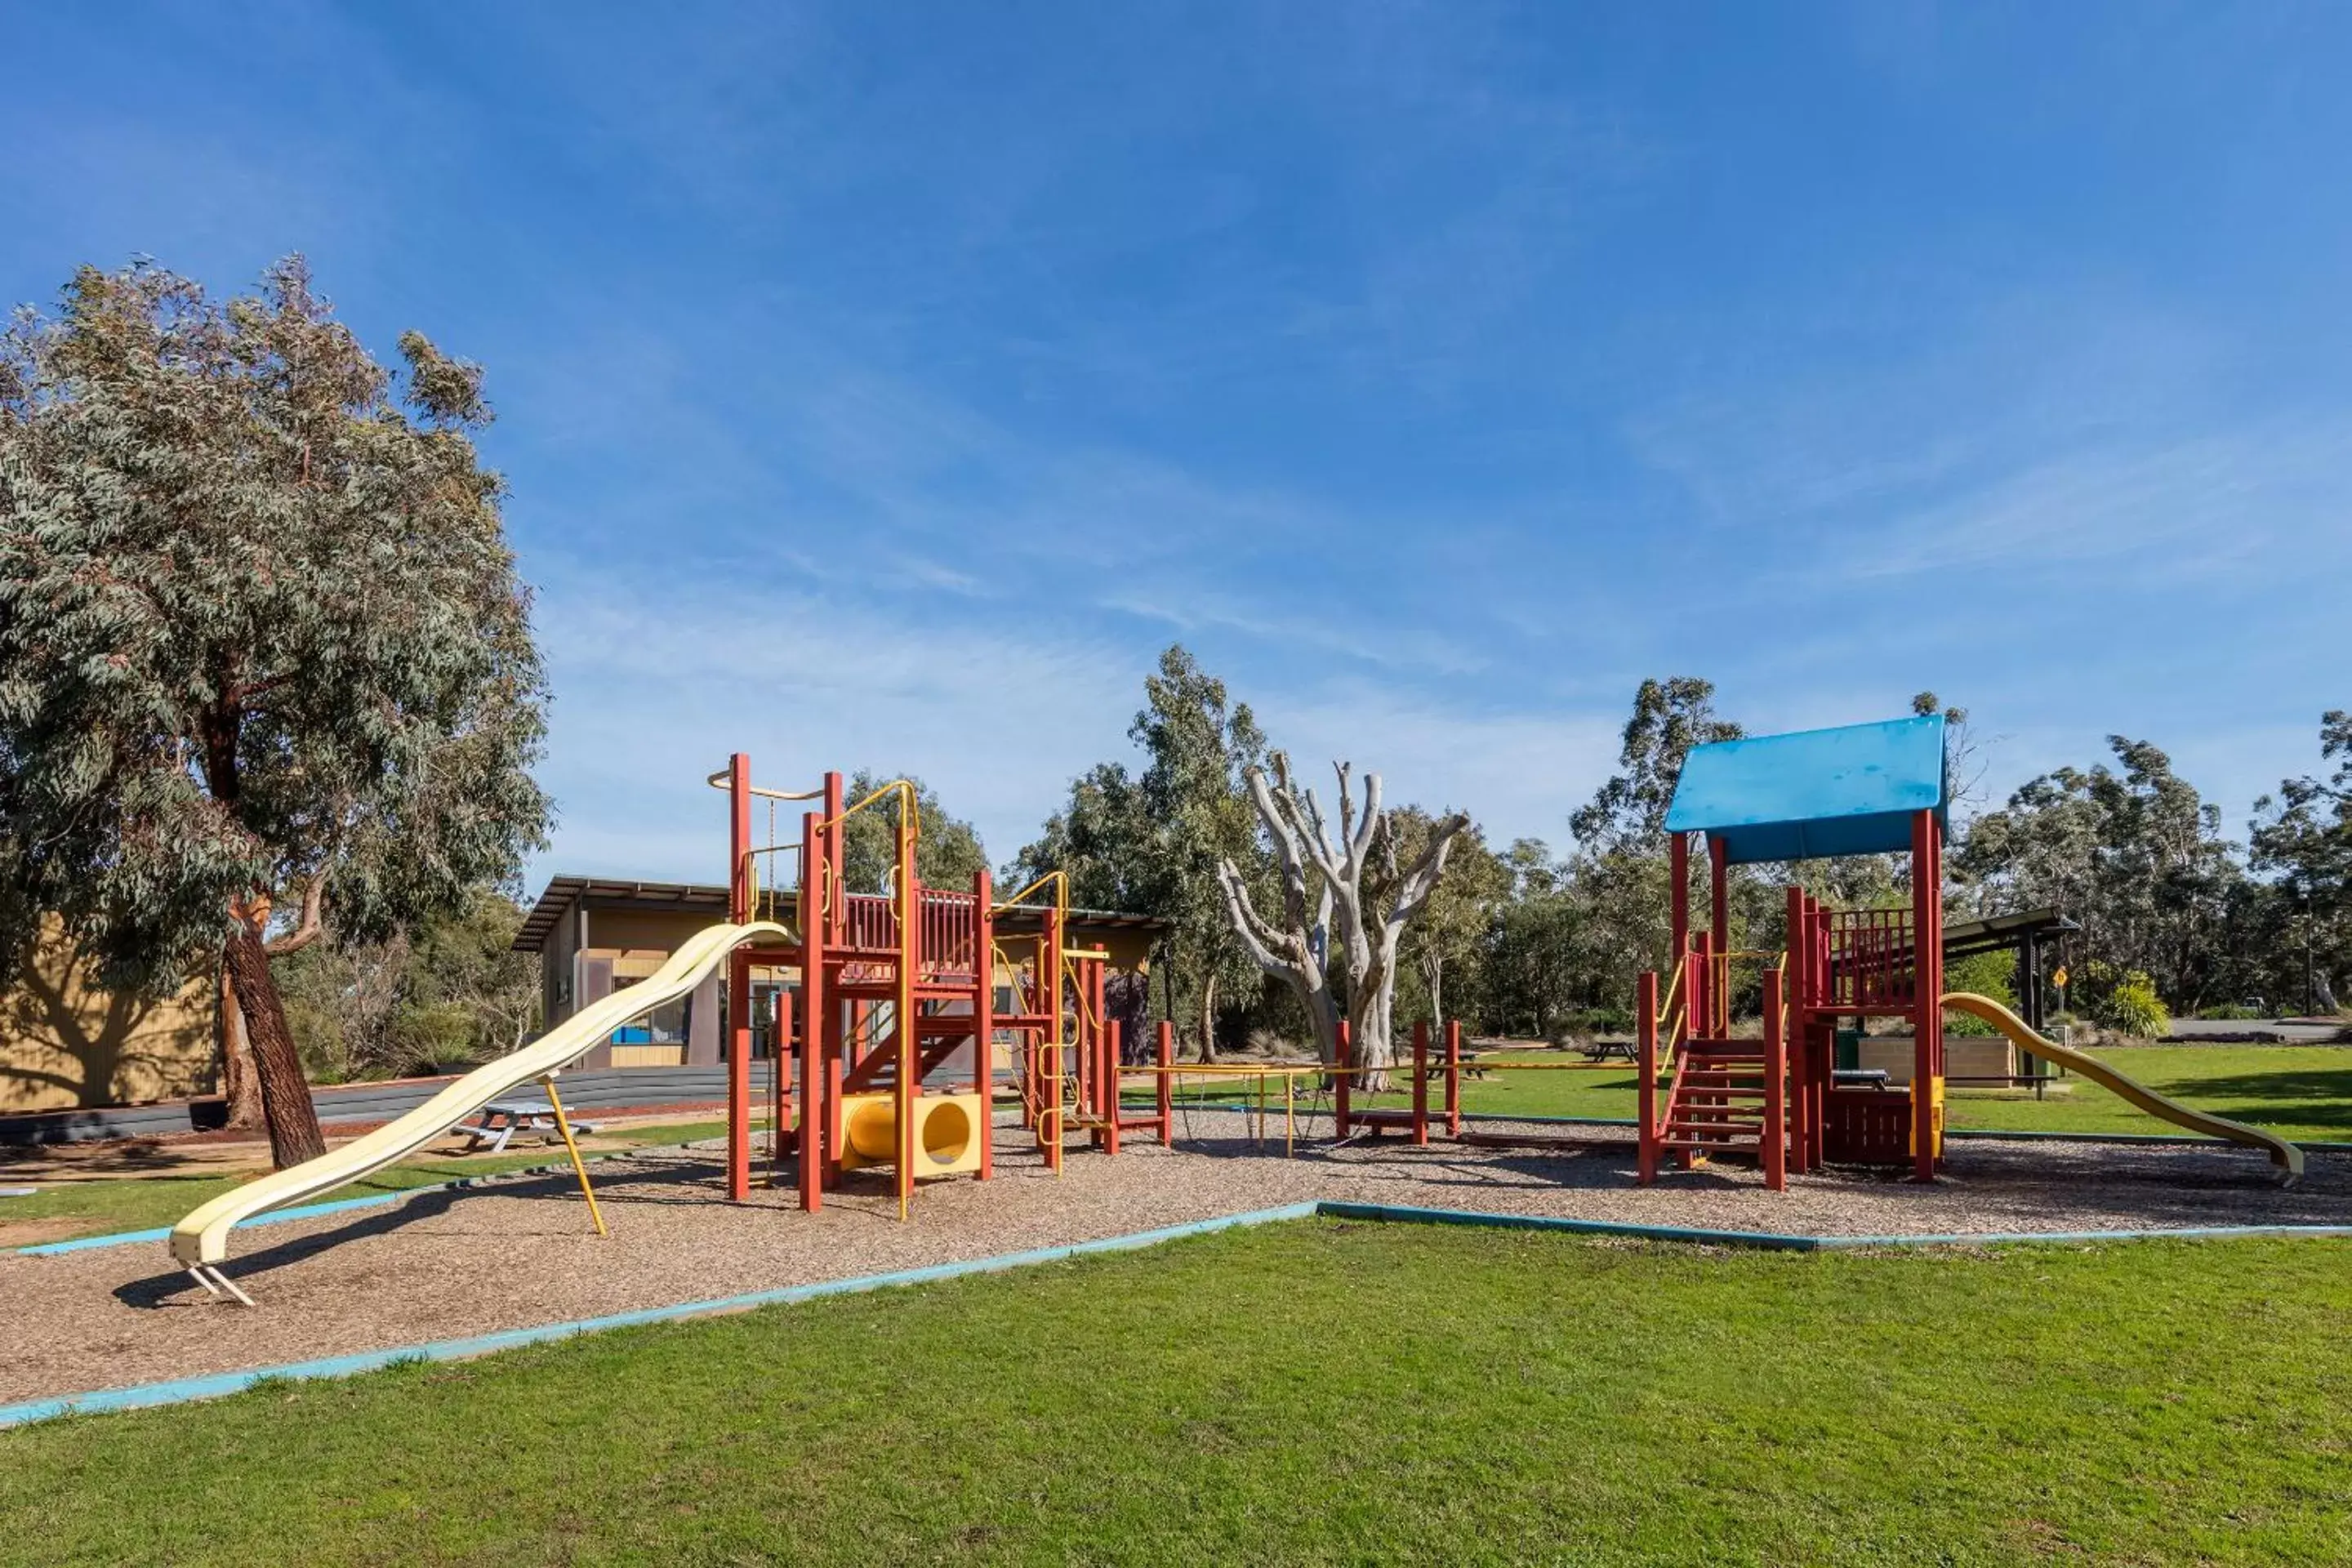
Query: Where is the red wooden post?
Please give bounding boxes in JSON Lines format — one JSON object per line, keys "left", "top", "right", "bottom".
{"left": 728, "top": 752, "right": 752, "bottom": 923}
{"left": 1102, "top": 1020, "right": 1123, "bottom": 1156}
{"left": 1094, "top": 958, "right": 1110, "bottom": 1147}
{"left": 1411, "top": 1020, "right": 1429, "bottom": 1147}
{"left": 896, "top": 815, "right": 920, "bottom": 1217}
{"left": 1637, "top": 970, "right": 1659, "bottom": 1185}
{"left": 1910, "top": 808, "right": 1938, "bottom": 1183}
{"left": 973, "top": 869, "right": 994, "bottom": 1180}
{"left": 727, "top": 951, "right": 752, "bottom": 1201}
{"left": 725, "top": 754, "right": 753, "bottom": 1201}
{"left": 1155, "top": 1019, "right": 1174, "bottom": 1143}
{"left": 1445, "top": 1020, "right": 1462, "bottom": 1137}
{"left": 822, "top": 771, "right": 845, "bottom": 947}
{"left": 1762, "top": 968, "right": 1787, "bottom": 1192}
{"left": 1784, "top": 884, "right": 1809, "bottom": 1174}
{"left": 1042, "top": 911, "right": 1064, "bottom": 1174}
{"left": 800, "top": 810, "right": 829, "bottom": 1209}
{"left": 1334, "top": 1019, "right": 1352, "bottom": 1138}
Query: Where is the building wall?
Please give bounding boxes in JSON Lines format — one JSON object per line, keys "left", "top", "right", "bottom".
{"left": 1, "top": 919, "right": 217, "bottom": 1112}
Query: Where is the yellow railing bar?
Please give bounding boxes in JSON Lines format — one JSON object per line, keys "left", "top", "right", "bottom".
{"left": 820, "top": 777, "right": 921, "bottom": 836}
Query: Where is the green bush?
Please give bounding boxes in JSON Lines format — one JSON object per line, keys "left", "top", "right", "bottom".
{"left": 2096, "top": 971, "right": 2172, "bottom": 1038}
{"left": 2196, "top": 1003, "right": 2265, "bottom": 1022}
{"left": 1942, "top": 951, "right": 2019, "bottom": 1036}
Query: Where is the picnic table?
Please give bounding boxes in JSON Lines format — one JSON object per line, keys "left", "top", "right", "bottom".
{"left": 1579, "top": 1039, "right": 1639, "bottom": 1064}
{"left": 461, "top": 1100, "right": 599, "bottom": 1154}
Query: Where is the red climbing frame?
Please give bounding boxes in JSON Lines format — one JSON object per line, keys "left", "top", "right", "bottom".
{"left": 1637, "top": 808, "right": 1945, "bottom": 1188}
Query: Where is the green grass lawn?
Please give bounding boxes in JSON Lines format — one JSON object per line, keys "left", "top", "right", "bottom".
{"left": 4, "top": 1220, "right": 2348, "bottom": 1565}
{"left": 0, "top": 1118, "right": 733, "bottom": 1245}
{"left": 1146, "top": 1044, "right": 2352, "bottom": 1146}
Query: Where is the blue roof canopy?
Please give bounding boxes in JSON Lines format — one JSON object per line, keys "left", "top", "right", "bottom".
{"left": 1664, "top": 715, "right": 1947, "bottom": 864}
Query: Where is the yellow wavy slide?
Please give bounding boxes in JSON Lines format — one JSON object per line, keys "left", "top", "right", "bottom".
{"left": 1941, "top": 991, "right": 2303, "bottom": 1183}
{"left": 171, "top": 920, "right": 792, "bottom": 1285}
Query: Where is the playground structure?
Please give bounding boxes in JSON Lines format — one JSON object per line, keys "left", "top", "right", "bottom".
{"left": 716, "top": 758, "right": 1174, "bottom": 1222}
{"left": 1631, "top": 715, "right": 2301, "bottom": 1189}
{"left": 168, "top": 759, "right": 1180, "bottom": 1295}
{"left": 166, "top": 728, "right": 2305, "bottom": 1299}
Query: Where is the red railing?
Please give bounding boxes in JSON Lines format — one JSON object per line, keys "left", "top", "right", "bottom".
{"left": 919, "top": 889, "right": 978, "bottom": 979}
{"left": 835, "top": 888, "right": 980, "bottom": 978}
{"left": 1825, "top": 908, "right": 1917, "bottom": 1010}
{"left": 843, "top": 892, "right": 898, "bottom": 953}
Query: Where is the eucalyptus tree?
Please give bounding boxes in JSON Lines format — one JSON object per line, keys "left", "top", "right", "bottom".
{"left": 839, "top": 770, "right": 987, "bottom": 893}
{"left": 1217, "top": 753, "right": 1468, "bottom": 1078}
{"left": 2250, "top": 711, "right": 2352, "bottom": 1013}
{"left": 1958, "top": 737, "right": 2241, "bottom": 1012}
{"left": 0, "top": 258, "right": 549, "bottom": 1166}
{"left": 1392, "top": 807, "right": 1506, "bottom": 1029}
{"left": 1012, "top": 645, "right": 1267, "bottom": 1058}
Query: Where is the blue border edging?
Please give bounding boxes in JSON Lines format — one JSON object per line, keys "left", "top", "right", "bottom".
{"left": 0, "top": 1202, "right": 1316, "bottom": 1429}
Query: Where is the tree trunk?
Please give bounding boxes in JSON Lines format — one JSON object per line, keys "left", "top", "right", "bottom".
{"left": 1196, "top": 972, "right": 1218, "bottom": 1063}
{"left": 223, "top": 915, "right": 327, "bottom": 1168}
{"left": 216, "top": 960, "right": 263, "bottom": 1129}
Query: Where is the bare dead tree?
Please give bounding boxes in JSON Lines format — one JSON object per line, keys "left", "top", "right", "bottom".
{"left": 1216, "top": 753, "right": 1468, "bottom": 1089}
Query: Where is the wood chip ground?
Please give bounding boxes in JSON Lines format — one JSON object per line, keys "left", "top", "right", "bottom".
{"left": 7, "top": 1111, "right": 2347, "bottom": 1408}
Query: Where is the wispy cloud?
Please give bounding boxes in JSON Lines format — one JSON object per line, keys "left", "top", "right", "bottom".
{"left": 1839, "top": 422, "right": 2352, "bottom": 581}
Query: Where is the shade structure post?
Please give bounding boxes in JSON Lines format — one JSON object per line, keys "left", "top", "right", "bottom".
{"left": 1910, "top": 808, "right": 1940, "bottom": 1183}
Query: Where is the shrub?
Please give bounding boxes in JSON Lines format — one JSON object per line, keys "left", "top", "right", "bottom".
{"left": 2096, "top": 971, "right": 2172, "bottom": 1038}
{"left": 1943, "top": 951, "right": 2019, "bottom": 1036}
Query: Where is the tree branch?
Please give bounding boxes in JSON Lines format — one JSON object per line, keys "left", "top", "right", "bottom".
{"left": 1216, "top": 858, "right": 1301, "bottom": 980}
{"left": 264, "top": 874, "right": 327, "bottom": 957}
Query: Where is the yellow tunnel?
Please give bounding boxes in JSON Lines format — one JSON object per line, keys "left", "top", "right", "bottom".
{"left": 836, "top": 1090, "right": 986, "bottom": 1178}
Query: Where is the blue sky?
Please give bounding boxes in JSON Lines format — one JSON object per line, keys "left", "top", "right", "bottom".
{"left": 8, "top": 2, "right": 2350, "bottom": 882}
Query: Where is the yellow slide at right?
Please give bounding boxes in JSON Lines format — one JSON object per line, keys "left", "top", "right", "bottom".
{"left": 1941, "top": 991, "right": 2303, "bottom": 1183}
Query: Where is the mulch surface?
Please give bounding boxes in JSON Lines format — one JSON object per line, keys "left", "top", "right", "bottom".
{"left": 6, "top": 1111, "right": 2347, "bottom": 1408}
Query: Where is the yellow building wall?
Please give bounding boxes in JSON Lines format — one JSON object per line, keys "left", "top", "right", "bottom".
{"left": 1, "top": 920, "right": 217, "bottom": 1113}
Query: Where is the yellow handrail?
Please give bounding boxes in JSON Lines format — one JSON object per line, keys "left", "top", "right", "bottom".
{"left": 991, "top": 870, "right": 1068, "bottom": 917}
{"left": 989, "top": 873, "right": 1074, "bottom": 1177}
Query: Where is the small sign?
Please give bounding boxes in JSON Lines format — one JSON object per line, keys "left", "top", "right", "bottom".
{"left": 2051, "top": 965, "right": 2069, "bottom": 990}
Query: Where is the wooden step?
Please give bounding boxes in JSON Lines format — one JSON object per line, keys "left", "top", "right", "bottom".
{"left": 1665, "top": 1117, "right": 1762, "bottom": 1135}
